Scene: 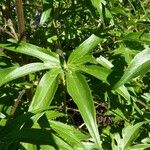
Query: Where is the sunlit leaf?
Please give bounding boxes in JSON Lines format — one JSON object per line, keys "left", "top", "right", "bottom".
{"left": 21, "top": 143, "right": 37, "bottom": 150}
{"left": 29, "top": 68, "right": 61, "bottom": 112}
{"left": 114, "top": 48, "right": 150, "bottom": 89}
{"left": 78, "top": 65, "right": 111, "bottom": 83}
{"left": 40, "top": 8, "right": 52, "bottom": 25}
{"left": 130, "top": 144, "right": 150, "bottom": 150}
{"left": 96, "top": 55, "right": 114, "bottom": 69}
{"left": 0, "top": 63, "right": 52, "bottom": 87}
{"left": 68, "top": 34, "right": 102, "bottom": 64}
{"left": 0, "top": 41, "right": 59, "bottom": 63}
{"left": 115, "top": 85, "right": 131, "bottom": 102}
{"left": 66, "top": 71, "right": 102, "bottom": 149}
{"left": 122, "top": 122, "right": 144, "bottom": 149}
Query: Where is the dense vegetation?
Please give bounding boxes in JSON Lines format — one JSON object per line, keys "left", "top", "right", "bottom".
{"left": 0, "top": 0, "right": 150, "bottom": 149}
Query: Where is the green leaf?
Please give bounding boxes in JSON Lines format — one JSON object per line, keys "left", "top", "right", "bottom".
{"left": 122, "top": 122, "right": 144, "bottom": 150}
{"left": 66, "top": 71, "right": 102, "bottom": 149}
{"left": 18, "top": 129, "right": 73, "bottom": 150}
{"left": 90, "top": 0, "right": 105, "bottom": 16}
{"left": 68, "top": 34, "right": 102, "bottom": 64}
{"left": 40, "top": 8, "right": 52, "bottom": 25}
{"left": 113, "top": 44, "right": 138, "bottom": 64}
{"left": 130, "top": 144, "right": 150, "bottom": 150}
{"left": 110, "top": 7, "right": 129, "bottom": 17}
{"left": 96, "top": 55, "right": 114, "bottom": 69}
{"left": 49, "top": 120, "right": 87, "bottom": 149}
{"left": 41, "top": 145, "right": 55, "bottom": 150}
{"left": 29, "top": 68, "right": 61, "bottom": 112}
{"left": 115, "top": 85, "right": 131, "bottom": 102}
{"left": 0, "top": 41, "right": 59, "bottom": 63}
{"left": 123, "top": 32, "right": 150, "bottom": 44}
{"left": 78, "top": 65, "right": 111, "bottom": 83}
{"left": 114, "top": 48, "right": 150, "bottom": 89}
{"left": 0, "top": 63, "right": 51, "bottom": 87}
{"left": 21, "top": 143, "right": 37, "bottom": 150}
{"left": 0, "top": 112, "right": 34, "bottom": 142}
{"left": 45, "top": 110, "right": 65, "bottom": 120}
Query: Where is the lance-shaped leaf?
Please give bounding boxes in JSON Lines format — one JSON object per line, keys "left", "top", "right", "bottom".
{"left": 29, "top": 68, "right": 61, "bottom": 112}
{"left": 40, "top": 8, "right": 52, "bottom": 25}
{"left": 114, "top": 48, "right": 150, "bottom": 89}
{"left": 77, "top": 65, "right": 111, "bottom": 83}
{"left": 0, "top": 41, "right": 59, "bottom": 64}
{"left": 20, "top": 129, "right": 74, "bottom": 150}
{"left": 77, "top": 65, "right": 130, "bottom": 101}
{"left": 0, "top": 63, "right": 51, "bottom": 87}
{"left": 115, "top": 85, "right": 131, "bottom": 102}
{"left": 123, "top": 32, "right": 150, "bottom": 44}
{"left": 68, "top": 34, "right": 102, "bottom": 64}
{"left": 49, "top": 120, "right": 87, "bottom": 149}
{"left": 131, "top": 144, "right": 150, "bottom": 150}
{"left": 4, "top": 128, "right": 73, "bottom": 150}
{"left": 66, "top": 71, "right": 102, "bottom": 150}
{"left": 40, "top": 0, "right": 53, "bottom": 25}
{"left": 90, "top": 0, "right": 103, "bottom": 19}
{"left": 122, "top": 122, "right": 145, "bottom": 150}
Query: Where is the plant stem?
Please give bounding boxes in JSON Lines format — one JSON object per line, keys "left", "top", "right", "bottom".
{"left": 15, "top": 0, "right": 25, "bottom": 38}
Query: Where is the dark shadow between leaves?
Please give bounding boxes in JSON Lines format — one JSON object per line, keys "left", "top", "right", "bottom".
{"left": 107, "top": 55, "right": 126, "bottom": 87}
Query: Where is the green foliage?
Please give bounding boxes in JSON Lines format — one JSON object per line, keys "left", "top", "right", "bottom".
{"left": 0, "top": 0, "right": 150, "bottom": 149}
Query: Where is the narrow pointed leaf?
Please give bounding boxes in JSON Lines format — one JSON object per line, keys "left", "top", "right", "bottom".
{"left": 21, "top": 143, "right": 37, "bottom": 150}
{"left": 40, "top": 8, "right": 52, "bottom": 25}
{"left": 5, "top": 128, "right": 73, "bottom": 150}
{"left": 90, "top": 0, "right": 103, "bottom": 17}
{"left": 131, "top": 144, "right": 150, "bottom": 150}
{"left": 123, "top": 32, "right": 150, "bottom": 44}
{"left": 0, "top": 63, "right": 51, "bottom": 87}
{"left": 66, "top": 71, "right": 102, "bottom": 149}
{"left": 78, "top": 65, "right": 111, "bottom": 83}
{"left": 114, "top": 48, "right": 150, "bottom": 89}
{"left": 77, "top": 65, "right": 130, "bottom": 101}
{"left": 68, "top": 34, "right": 102, "bottom": 64}
{"left": 96, "top": 55, "right": 114, "bottom": 69}
{"left": 29, "top": 68, "right": 61, "bottom": 112}
{"left": 122, "top": 122, "right": 144, "bottom": 150}
{"left": 0, "top": 41, "right": 59, "bottom": 63}
{"left": 115, "top": 85, "right": 130, "bottom": 102}
{"left": 49, "top": 120, "right": 87, "bottom": 149}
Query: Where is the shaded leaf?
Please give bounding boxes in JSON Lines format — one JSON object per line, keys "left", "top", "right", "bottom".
{"left": 123, "top": 32, "right": 150, "bottom": 44}
{"left": 19, "top": 129, "right": 73, "bottom": 150}
{"left": 113, "top": 44, "right": 138, "bottom": 64}
{"left": 49, "top": 120, "right": 87, "bottom": 149}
